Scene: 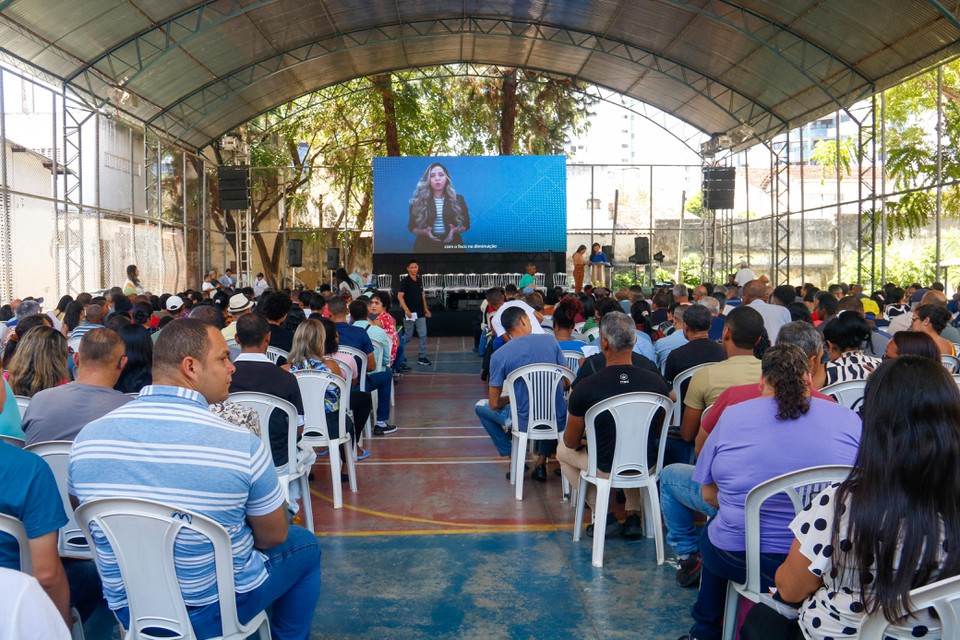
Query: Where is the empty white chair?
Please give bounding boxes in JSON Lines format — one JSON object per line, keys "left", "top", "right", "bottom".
{"left": 75, "top": 497, "right": 271, "bottom": 640}
{"left": 505, "top": 363, "right": 575, "bottom": 501}
{"left": 561, "top": 349, "right": 584, "bottom": 375}
{"left": 670, "top": 363, "right": 716, "bottom": 427}
{"left": 941, "top": 353, "right": 960, "bottom": 374}
{"left": 820, "top": 379, "right": 868, "bottom": 412}
{"left": 0, "top": 434, "right": 25, "bottom": 448}
{"left": 376, "top": 273, "right": 392, "bottom": 293}
{"left": 265, "top": 346, "right": 289, "bottom": 364}
{"left": 553, "top": 273, "right": 569, "bottom": 288}
{"left": 721, "top": 465, "right": 853, "bottom": 640}
{"left": 859, "top": 573, "right": 960, "bottom": 639}
{"left": 534, "top": 273, "right": 546, "bottom": 289}
{"left": 572, "top": 392, "right": 674, "bottom": 567}
{"left": 465, "top": 273, "right": 482, "bottom": 294}
{"left": 24, "top": 441, "right": 92, "bottom": 559}
{"left": 226, "top": 392, "right": 314, "bottom": 532}
{"left": 294, "top": 370, "right": 357, "bottom": 509}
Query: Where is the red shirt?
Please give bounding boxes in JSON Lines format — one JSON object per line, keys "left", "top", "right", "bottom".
{"left": 700, "top": 383, "right": 835, "bottom": 435}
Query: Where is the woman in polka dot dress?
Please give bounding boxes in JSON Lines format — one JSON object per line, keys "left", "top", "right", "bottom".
{"left": 741, "top": 355, "right": 960, "bottom": 639}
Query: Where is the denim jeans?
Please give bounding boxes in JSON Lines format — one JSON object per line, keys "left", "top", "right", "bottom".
{"left": 392, "top": 332, "right": 407, "bottom": 372}
{"left": 689, "top": 529, "right": 786, "bottom": 640}
{"left": 63, "top": 558, "right": 103, "bottom": 621}
{"left": 116, "top": 526, "right": 321, "bottom": 640}
{"left": 366, "top": 371, "right": 393, "bottom": 422}
{"left": 474, "top": 400, "right": 556, "bottom": 458}
{"left": 660, "top": 463, "right": 718, "bottom": 558}
{"left": 403, "top": 316, "right": 428, "bottom": 359}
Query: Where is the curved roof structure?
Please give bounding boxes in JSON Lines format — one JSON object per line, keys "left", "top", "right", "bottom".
{"left": 1, "top": 1, "right": 959, "bottom": 151}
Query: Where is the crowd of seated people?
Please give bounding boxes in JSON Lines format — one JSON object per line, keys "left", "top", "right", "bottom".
{"left": 3, "top": 268, "right": 960, "bottom": 638}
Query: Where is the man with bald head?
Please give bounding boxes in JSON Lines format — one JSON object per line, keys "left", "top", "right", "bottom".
{"left": 887, "top": 288, "right": 960, "bottom": 342}
{"left": 742, "top": 279, "right": 790, "bottom": 345}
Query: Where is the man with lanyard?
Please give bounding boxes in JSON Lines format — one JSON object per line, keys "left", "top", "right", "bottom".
{"left": 397, "top": 259, "right": 432, "bottom": 366}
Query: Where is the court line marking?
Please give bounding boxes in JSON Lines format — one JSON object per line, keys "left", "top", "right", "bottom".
{"left": 369, "top": 435, "right": 488, "bottom": 440}
{"left": 359, "top": 459, "right": 504, "bottom": 466}
{"left": 309, "top": 489, "right": 560, "bottom": 529}
{"left": 315, "top": 524, "right": 569, "bottom": 537}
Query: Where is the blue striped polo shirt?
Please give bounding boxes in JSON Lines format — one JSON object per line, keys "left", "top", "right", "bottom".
{"left": 67, "top": 385, "right": 285, "bottom": 610}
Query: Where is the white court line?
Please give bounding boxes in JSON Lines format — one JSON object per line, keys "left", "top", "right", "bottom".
{"left": 376, "top": 435, "right": 489, "bottom": 440}
{"left": 361, "top": 459, "right": 505, "bottom": 466}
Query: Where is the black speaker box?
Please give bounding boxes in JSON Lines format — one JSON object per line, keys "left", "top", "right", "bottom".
{"left": 630, "top": 237, "right": 650, "bottom": 264}
{"left": 288, "top": 239, "right": 303, "bottom": 267}
{"left": 326, "top": 247, "right": 340, "bottom": 269}
{"left": 217, "top": 166, "right": 250, "bottom": 210}
{"left": 702, "top": 166, "right": 736, "bottom": 210}
{"left": 602, "top": 244, "right": 614, "bottom": 262}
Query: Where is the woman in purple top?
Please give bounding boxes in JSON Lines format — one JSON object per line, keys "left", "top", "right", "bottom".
{"left": 678, "top": 343, "right": 861, "bottom": 640}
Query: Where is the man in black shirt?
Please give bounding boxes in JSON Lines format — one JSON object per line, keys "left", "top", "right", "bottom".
{"left": 262, "top": 291, "right": 294, "bottom": 364}
{"left": 559, "top": 312, "right": 670, "bottom": 539}
{"left": 663, "top": 303, "right": 727, "bottom": 386}
{"left": 397, "top": 259, "right": 432, "bottom": 366}
{"left": 228, "top": 313, "right": 306, "bottom": 469}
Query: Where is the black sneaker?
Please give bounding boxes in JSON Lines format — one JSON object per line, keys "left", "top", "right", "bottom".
{"left": 417, "top": 356, "right": 432, "bottom": 366}
{"left": 373, "top": 423, "right": 398, "bottom": 436}
{"left": 585, "top": 512, "right": 621, "bottom": 538}
{"left": 676, "top": 553, "right": 703, "bottom": 588}
{"left": 400, "top": 362, "right": 412, "bottom": 371}
{"left": 622, "top": 514, "right": 644, "bottom": 540}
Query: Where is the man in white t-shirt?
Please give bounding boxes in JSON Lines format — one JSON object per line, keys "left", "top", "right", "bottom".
{"left": 733, "top": 261, "right": 755, "bottom": 287}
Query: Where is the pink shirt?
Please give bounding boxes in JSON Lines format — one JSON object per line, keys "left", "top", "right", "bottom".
{"left": 701, "top": 383, "right": 834, "bottom": 434}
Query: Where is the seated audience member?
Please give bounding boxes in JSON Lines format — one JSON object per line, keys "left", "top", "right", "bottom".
{"left": 287, "top": 317, "right": 366, "bottom": 460}
{"left": 649, "top": 289, "right": 671, "bottom": 326}
{"left": 786, "top": 301, "right": 812, "bottom": 324}
{"left": 884, "top": 329, "right": 940, "bottom": 361}
{"left": 558, "top": 312, "right": 669, "bottom": 538}
{"left": 131, "top": 301, "right": 154, "bottom": 334}
{"left": 884, "top": 286, "right": 908, "bottom": 318}
{"left": 475, "top": 306, "right": 567, "bottom": 481}
{"left": 0, "top": 444, "right": 102, "bottom": 627}
{"left": 698, "top": 295, "right": 725, "bottom": 341}
{"left": 22, "top": 329, "right": 131, "bottom": 446}
{"left": 575, "top": 302, "right": 662, "bottom": 382}
{"left": 770, "top": 284, "right": 796, "bottom": 308}
{"left": 630, "top": 298, "right": 655, "bottom": 337}
{"left": 0, "top": 359, "right": 21, "bottom": 439}
{"left": 814, "top": 292, "right": 838, "bottom": 329}
{"left": 836, "top": 295, "right": 889, "bottom": 358}
{"left": 0, "top": 567, "right": 75, "bottom": 639}
{"left": 369, "top": 291, "right": 399, "bottom": 368}
{"left": 222, "top": 293, "right": 255, "bottom": 341}
{"left": 552, "top": 297, "right": 586, "bottom": 353}
{"left": 2, "top": 313, "right": 52, "bottom": 370}
{"left": 887, "top": 289, "right": 960, "bottom": 342}
{"left": 349, "top": 299, "right": 391, "bottom": 372}
{"left": 666, "top": 321, "right": 835, "bottom": 588}
{"left": 911, "top": 303, "right": 956, "bottom": 355}
{"left": 327, "top": 296, "right": 396, "bottom": 436}
{"left": 664, "top": 304, "right": 727, "bottom": 387}
{"left": 741, "top": 356, "right": 960, "bottom": 640}
{"left": 655, "top": 303, "right": 690, "bottom": 368}
{"left": 113, "top": 324, "right": 153, "bottom": 394}
{"left": 679, "top": 306, "right": 765, "bottom": 444}
{"left": 673, "top": 283, "right": 690, "bottom": 304}
{"left": 676, "top": 344, "right": 861, "bottom": 640}
{"left": 8, "top": 325, "right": 69, "bottom": 398}
{"left": 229, "top": 313, "right": 307, "bottom": 470}
{"left": 320, "top": 316, "right": 374, "bottom": 431}
{"left": 69, "top": 318, "right": 321, "bottom": 639}
{"left": 61, "top": 301, "right": 84, "bottom": 338}
{"left": 579, "top": 293, "right": 599, "bottom": 334}
{"left": 823, "top": 312, "right": 882, "bottom": 385}
{"left": 261, "top": 292, "right": 294, "bottom": 359}
{"left": 743, "top": 279, "right": 791, "bottom": 345}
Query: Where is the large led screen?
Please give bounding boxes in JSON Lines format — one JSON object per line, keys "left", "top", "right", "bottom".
{"left": 373, "top": 155, "right": 567, "bottom": 254}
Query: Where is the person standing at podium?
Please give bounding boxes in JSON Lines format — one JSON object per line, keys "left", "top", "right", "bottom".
{"left": 589, "top": 243, "right": 608, "bottom": 287}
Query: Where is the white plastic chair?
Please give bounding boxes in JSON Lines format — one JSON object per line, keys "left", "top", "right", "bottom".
{"left": 954, "top": 373, "right": 960, "bottom": 390}
{"left": 859, "top": 573, "right": 960, "bottom": 639}
{"left": 265, "top": 346, "right": 289, "bottom": 364}
{"left": 572, "top": 392, "right": 674, "bottom": 567}
{"left": 24, "top": 441, "right": 92, "bottom": 559}
{"left": 570, "top": 331, "right": 589, "bottom": 343}
{"left": 561, "top": 349, "right": 584, "bottom": 375}
{"left": 337, "top": 345, "right": 371, "bottom": 439}
{"left": 294, "top": 370, "right": 357, "bottom": 509}
{"left": 505, "top": 363, "right": 575, "bottom": 501}
{"left": 14, "top": 395, "right": 31, "bottom": 416}
{"left": 534, "top": 273, "right": 546, "bottom": 289}
{"left": 67, "top": 337, "right": 82, "bottom": 355}
{"left": 721, "top": 465, "right": 853, "bottom": 640}
{"left": 941, "top": 353, "right": 960, "bottom": 374}
{"left": 376, "top": 273, "right": 392, "bottom": 293}
{"left": 583, "top": 326, "right": 600, "bottom": 343}
{"left": 820, "top": 379, "right": 868, "bottom": 412}
{"left": 465, "top": 273, "right": 482, "bottom": 293}
{"left": 226, "top": 392, "right": 314, "bottom": 532}
{"left": 75, "top": 498, "right": 271, "bottom": 640}
{"left": 670, "top": 363, "right": 716, "bottom": 427}
{"left": 0, "top": 434, "right": 24, "bottom": 448}
{"left": 553, "top": 273, "right": 569, "bottom": 288}
{"left": 421, "top": 274, "right": 444, "bottom": 299}
{"left": 225, "top": 338, "right": 238, "bottom": 349}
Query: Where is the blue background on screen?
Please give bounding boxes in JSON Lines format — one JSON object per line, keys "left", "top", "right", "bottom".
{"left": 373, "top": 155, "right": 567, "bottom": 254}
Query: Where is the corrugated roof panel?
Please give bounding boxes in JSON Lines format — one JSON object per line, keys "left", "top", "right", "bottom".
{"left": 246, "top": 3, "right": 338, "bottom": 53}
{"left": 605, "top": 3, "right": 700, "bottom": 54}
{"left": 131, "top": 49, "right": 216, "bottom": 106}
{"left": 346, "top": 40, "right": 410, "bottom": 75}
{"left": 325, "top": 0, "right": 404, "bottom": 32}
{"left": 537, "top": 0, "right": 624, "bottom": 34}
{"left": 178, "top": 20, "right": 278, "bottom": 76}
{"left": 404, "top": 35, "right": 467, "bottom": 67}
{"left": 524, "top": 41, "right": 593, "bottom": 75}
{"left": 130, "top": 0, "right": 202, "bottom": 22}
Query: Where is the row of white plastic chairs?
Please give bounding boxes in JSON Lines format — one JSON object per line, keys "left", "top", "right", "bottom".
{"left": 371, "top": 272, "right": 571, "bottom": 299}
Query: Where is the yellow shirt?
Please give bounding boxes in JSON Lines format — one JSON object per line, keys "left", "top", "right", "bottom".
{"left": 684, "top": 355, "right": 762, "bottom": 410}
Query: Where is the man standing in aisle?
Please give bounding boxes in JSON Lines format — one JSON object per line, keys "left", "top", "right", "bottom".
{"left": 397, "top": 259, "right": 432, "bottom": 366}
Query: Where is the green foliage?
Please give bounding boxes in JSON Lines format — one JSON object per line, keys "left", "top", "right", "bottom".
{"left": 810, "top": 138, "right": 855, "bottom": 183}
{"left": 840, "top": 230, "right": 960, "bottom": 287}
{"left": 678, "top": 253, "right": 703, "bottom": 287}
{"left": 684, "top": 192, "right": 703, "bottom": 218}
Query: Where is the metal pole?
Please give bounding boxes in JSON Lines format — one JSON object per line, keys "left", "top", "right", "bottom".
{"left": 0, "top": 70, "right": 9, "bottom": 303}
{"left": 835, "top": 111, "right": 842, "bottom": 282}
{"left": 589, "top": 166, "right": 595, "bottom": 249}
{"left": 936, "top": 66, "right": 943, "bottom": 282}
{"left": 799, "top": 121, "right": 806, "bottom": 283}
{"left": 649, "top": 165, "right": 654, "bottom": 286}
{"left": 201, "top": 159, "right": 207, "bottom": 285}
{"left": 880, "top": 92, "right": 887, "bottom": 284}
{"left": 744, "top": 151, "right": 750, "bottom": 267}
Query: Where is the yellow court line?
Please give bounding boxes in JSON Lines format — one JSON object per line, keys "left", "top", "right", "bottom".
{"left": 361, "top": 455, "right": 502, "bottom": 462}
{"left": 310, "top": 489, "right": 555, "bottom": 530}
{"left": 315, "top": 524, "right": 568, "bottom": 537}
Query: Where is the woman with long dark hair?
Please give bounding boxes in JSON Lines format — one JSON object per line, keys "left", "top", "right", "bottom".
{"left": 53, "top": 295, "right": 73, "bottom": 323}
{"left": 741, "top": 355, "right": 960, "bottom": 639}
{"left": 407, "top": 162, "right": 470, "bottom": 252}
{"left": 123, "top": 264, "right": 143, "bottom": 296}
{"left": 884, "top": 329, "right": 940, "bottom": 361}
{"left": 114, "top": 324, "right": 152, "bottom": 394}
{"left": 572, "top": 244, "right": 587, "bottom": 292}
{"left": 552, "top": 297, "right": 585, "bottom": 353}
{"left": 335, "top": 268, "right": 361, "bottom": 299}
{"left": 823, "top": 312, "right": 881, "bottom": 385}
{"left": 61, "top": 301, "right": 84, "bottom": 338}
{"left": 678, "top": 344, "right": 862, "bottom": 640}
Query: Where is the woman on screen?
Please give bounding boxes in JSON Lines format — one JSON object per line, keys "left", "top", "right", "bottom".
{"left": 408, "top": 162, "right": 470, "bottom": 252}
